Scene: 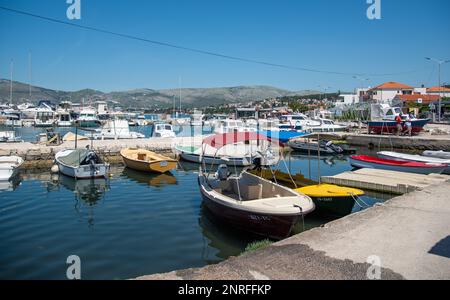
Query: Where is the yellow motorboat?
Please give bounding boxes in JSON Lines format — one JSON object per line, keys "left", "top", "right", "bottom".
{"left": 120, "top": 148, "right": 177, "bottom": 174}
{"left": 296, "top": 184, "right": 364, "bottom": 198}
{"left": 249, "top": 169, "right": 365, "bottom": 217}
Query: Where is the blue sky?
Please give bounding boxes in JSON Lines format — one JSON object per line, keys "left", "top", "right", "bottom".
{"left": 0, "top": 0, "right": 449, "bottom": 93}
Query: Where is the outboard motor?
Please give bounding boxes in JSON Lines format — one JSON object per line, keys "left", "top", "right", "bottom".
{"left": 216, "top": 164, "right": 229, "bottom": 181}
{"left": 326, "top": 141, "right": 344, "bottom": 154}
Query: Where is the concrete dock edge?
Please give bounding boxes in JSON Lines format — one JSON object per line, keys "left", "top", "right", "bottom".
{"left": 135, "top": 181, "right": 450, "bottom": 280}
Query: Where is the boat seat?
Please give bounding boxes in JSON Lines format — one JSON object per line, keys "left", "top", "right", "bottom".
{"left": 239, "top": 184, "right": 263, "bottom": 200}
{"left": 137, "top": 153, "right": 147, "bottom": 161}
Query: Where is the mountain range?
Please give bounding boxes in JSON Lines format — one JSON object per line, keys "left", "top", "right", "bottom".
{"left": 0, "top": 79, "right": 320, "bottom": 108}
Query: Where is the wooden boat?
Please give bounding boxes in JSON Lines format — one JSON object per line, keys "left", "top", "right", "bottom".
{"left": 198, "top": 132, "right": 315, "bottom": 240}
{"left": 120, "top": 148, "right": 177, "bottom": 174}
{"left": 0, "top": 156, "right": 24, "bottom": 181}
{"left": 55, "top": 149, "right": 110, "bottom": 179}
{"left": 248, "top": 169, "right": 364, "bottom": 217}
{"left": 423, "top": 151, "right": 450, "bottom": 160}
{"left": 349, "top": 155, "right": 447, "bottom": 175}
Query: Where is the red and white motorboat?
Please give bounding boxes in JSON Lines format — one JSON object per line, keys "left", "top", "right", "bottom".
{"left": 349, "top": 155, "right": 448, "bottom": 175}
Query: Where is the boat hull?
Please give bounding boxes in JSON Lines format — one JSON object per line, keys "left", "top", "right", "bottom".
{"left": 178, "top": 150, "right": 252, "bottom": 166}
{"left": 309, "top": 196, "right": 355, "bottom": 217}
{"left": 57, "top": 121, "right": 73, "bottom": 127}
{"left": 288, "top": 141, "right": 342, "bottom": 155}
{"left": 0, "top": 156, "right": 24, "bottom": 181}
{"left": 368, "top": 119, "right": 430, "bottom": 135}
{"left": 76, "top": 120, "right": 101, "bottom": 128}
{"left": 200, "top": 189, "right": 300, "bottom": 240}
{"left": 423, "top": 151, "right": 450, "bottom": 160}
{"left": 34, "top": 122, "right": 54, "bottom": 128}
{"left": 0, "top": 167, "right": 18, "bottom": 181}
{"left": 349, "top": 157, "right": 446, "bottom": 175}
{"left": 378, "top": 152, "right": 450, "bottom": 175}
{"left": 122, "top": 156, "right": 177, "bottom": 174}
{"left": 56, "top": 160, "right": 109, "bottom": 179}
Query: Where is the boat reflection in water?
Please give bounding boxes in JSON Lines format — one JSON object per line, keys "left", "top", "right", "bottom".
{"left": 198, "top": 204, "right": 259, "bottom": 264}
{"left": 122, "top": 167, "right": 177, "bottom": 187}
{"left": 58, "top": 175, "right": 110, "bottom": 227}
{"left": 0, "top": 174, "right": 22, "bottom": 192}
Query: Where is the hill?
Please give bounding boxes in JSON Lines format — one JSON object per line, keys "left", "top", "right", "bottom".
{"left": 0, "top": 79, "right": 320, "bottom": 108}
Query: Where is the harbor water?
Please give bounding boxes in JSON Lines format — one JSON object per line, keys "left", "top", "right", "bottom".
{"left": 5, "top": 124, "right": 213, "bottom": 142}
{"left": 0, "top": 152, "right": 393, "bottom": 280}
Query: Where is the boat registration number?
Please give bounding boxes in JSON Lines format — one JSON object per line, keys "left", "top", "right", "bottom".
{"left": 160, "top": 161, "right": 168, "bottom": 167}
{"left": 317, "top": 197, "right": 333, "bottom": 202}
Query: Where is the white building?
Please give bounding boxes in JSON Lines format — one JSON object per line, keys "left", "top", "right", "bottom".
{"left": 337, "top": 93, "right": 359, "bottom": 106}
{"left": 367, "top": 82, "right": 414, "bottom": 104}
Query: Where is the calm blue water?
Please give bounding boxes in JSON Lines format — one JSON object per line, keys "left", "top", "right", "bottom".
{"left": 5, "top": 125, "right": 213, "bottom": 142}
{"left": 0, "top": 154, "right": 391, "bottom": 280}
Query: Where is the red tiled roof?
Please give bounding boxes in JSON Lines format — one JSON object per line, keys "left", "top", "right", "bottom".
{"left": 427, "top": 86, "right": 450, "bottom": 93}
{"left": 395, "top": 94, "right": 439, "bottom": 103}
{"left": 370, "top": 82, "right": 414, "bottom": 90}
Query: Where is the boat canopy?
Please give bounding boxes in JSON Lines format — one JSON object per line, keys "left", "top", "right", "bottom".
{"left": 58, "top": 149, "right": 102, "bottom": 167}
{"left": 259, "top": 131, "right": 311, "bottom": 144}
{"left": 203, "top": 132, "right": 278, "bottom": 149}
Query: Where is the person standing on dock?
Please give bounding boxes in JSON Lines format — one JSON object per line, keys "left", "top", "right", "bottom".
{"left": 405, "top": 114, "right": 413, "bottom": 136}
{"left": 395, "top": 114, "right": 403, "bottom": 136}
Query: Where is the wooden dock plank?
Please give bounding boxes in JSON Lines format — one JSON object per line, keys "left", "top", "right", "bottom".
{"left": 321, "top": 168, "right": 450, "bottom": 194}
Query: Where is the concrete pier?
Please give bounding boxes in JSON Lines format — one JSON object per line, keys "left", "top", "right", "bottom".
{"left": 321, "top": 168, "right": 450, "bottom": 195}
{"left": 0, "top": 136, "right": 204, "bottom": 168}
{"left": 343, "top": 133, "right": 450, "bottom": 151}
{"left": 136, "top": 182, "right": 450, "bottom": 280}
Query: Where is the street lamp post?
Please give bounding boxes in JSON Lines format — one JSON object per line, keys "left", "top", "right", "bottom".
{"left": 425, "top": 57, "right": 450, "bottom": 122}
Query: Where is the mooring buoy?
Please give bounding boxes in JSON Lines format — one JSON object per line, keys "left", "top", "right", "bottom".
{"left": 51, "top": 165, "right": 59, "bottom": 173}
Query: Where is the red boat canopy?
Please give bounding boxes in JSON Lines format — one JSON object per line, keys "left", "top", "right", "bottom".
{"left": 203, "top": 132, "right": 278, "bottom": 149}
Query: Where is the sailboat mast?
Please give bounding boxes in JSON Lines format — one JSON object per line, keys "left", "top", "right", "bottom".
{"left": 10, "top": 59, "right": 13, "bottom": 104}
{"left": 179, "top": 76, "right": 182, "bottom": 113}
{"left": 173, "top": 95, "right": 176, "bottom": 117}
{"left": 29, "top": 51, "right": 32, "bottom": 99}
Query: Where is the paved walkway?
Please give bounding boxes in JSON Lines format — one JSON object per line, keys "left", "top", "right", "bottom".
{"left": 136, "top": 182, "right": 450, "bottom": 280}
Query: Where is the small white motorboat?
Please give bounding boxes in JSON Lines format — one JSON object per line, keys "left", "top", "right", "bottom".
{"left": 0, "top": 156, "right": 24, "bottom": 181}
{"left": 349, "top": 155, "right": 448, "bottom": 175}
{"left": 378, "top": 151, "right": 450, "bottom": 164}
{"left": 56, "top": 111, "right": 73, "bottom": 127}
{"left": 152, "top": 123, "right": 176, "bottom": 138}
{"left": 423, "top": 151, "right": 450, "bottom": 160}
{"left": 0, "top": 131, "right": 23, "bottom": 143}
{"left": 55, "top": 149, "right": 110, "bottom": 179}
{"left": 198, "top": 133, "right": 314, "bottom": 239}
{"left": 378, "top": 151, "right": 450, "bottom": 174}
{"left": 92, "top": 120, "right": 145, "bottom": 140}
{"left": 287, "top": 138, "right": 344, "bottom": 155}
{"left": 176, "top": 144, "right": 276, "bottom": 167}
